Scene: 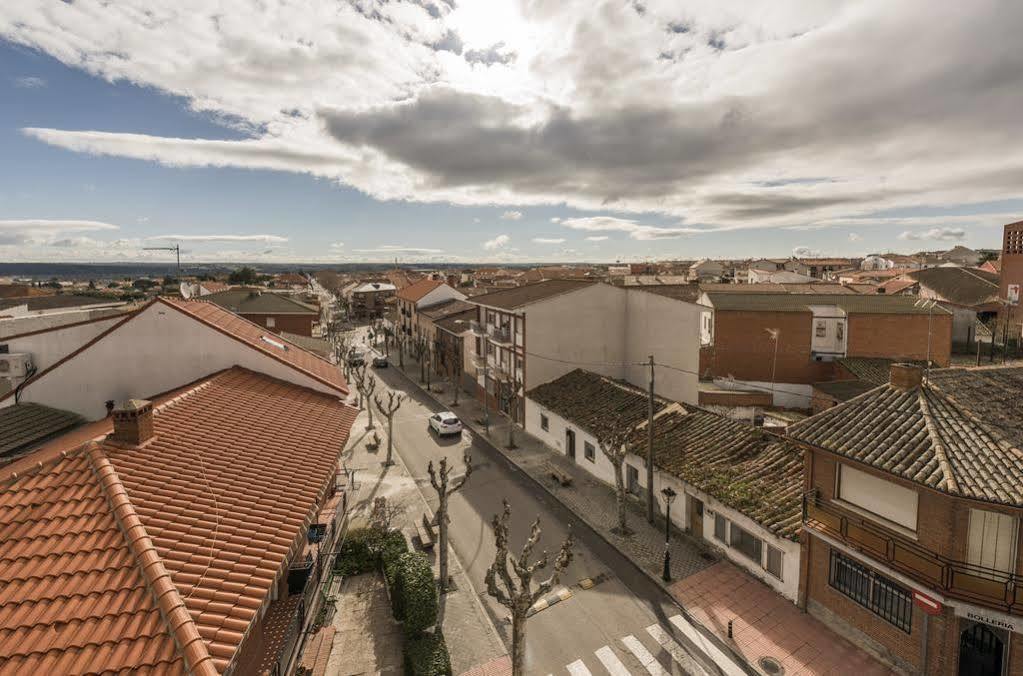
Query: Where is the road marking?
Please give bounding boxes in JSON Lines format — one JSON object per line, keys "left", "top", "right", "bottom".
{"left": 566, "top": 659, "right": 593, "bottom": 676}
{"left": 668, "top": 615, "right": 745, "bottom": 676}
{"left": 595, "top": 646, "right": 632, "bottom": 676}
{"left": 646, "top": 624, "right": 709, "bottom": 676}
{"left": 621, "top": 635, "right": 668, "bottom": 676}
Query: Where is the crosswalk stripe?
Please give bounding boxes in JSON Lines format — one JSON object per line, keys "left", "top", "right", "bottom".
{"left": 595, "top": 646, "right": 632, "bottom": 676}
{"left": 621, "top": 635, "right": 668, "bottom": 676}
{"left": 646, "top": 624, "right": 709, "bottom": 676}
{"left": 667, "top": 615, "right": 746, "bottom": 676}
{"left": 566, "top": 659, "right": 593, "bottom": 676}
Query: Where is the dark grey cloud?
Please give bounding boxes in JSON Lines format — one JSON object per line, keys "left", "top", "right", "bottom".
{"left": 464, "top": 42, "right": 516, "bottom": 66}
{"left": 431, "top": 30, "right": 463, "bottom": 54}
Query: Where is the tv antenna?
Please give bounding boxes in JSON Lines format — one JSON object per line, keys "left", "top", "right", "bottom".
{"left": 142, "top": 244, "right": 181, "bottom": 275}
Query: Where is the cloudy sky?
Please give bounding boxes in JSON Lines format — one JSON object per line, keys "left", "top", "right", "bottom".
{"left": 2, "top": 0, "right": 1021, "bottom": 264}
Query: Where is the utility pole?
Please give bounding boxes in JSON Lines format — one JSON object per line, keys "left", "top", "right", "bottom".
{"left": 482, "top": 332, "right": 490, "bottom": 435}
{"left": 646, "top": 355, "right": 655, "bottom": 524}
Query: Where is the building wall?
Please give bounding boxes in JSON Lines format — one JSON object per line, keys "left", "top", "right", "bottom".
{"left": 622, "top": 289, "right": 702, "bottom": 404}
{"left": 6, "top": 303, "right": 341, "bottom": 418}
{"left": 845, "top": 312, "right": 952, "bottom": 367}
{"left": 1, "top": 314, "right": 126, "bottom": 372}
{"left": 417, "top": 285, "right": 466, "bottom": 310}
{"left": 0, "top": 306, "right": 127, "bottom": 338}
{"left": 240, "top": 312, "right": 316, "bottom": 337}
{"left": 526, "top": 397, "right": 800, "bottom": 601}
{"left": 1000, "top": 221, "right": 1023, "bottom": 338}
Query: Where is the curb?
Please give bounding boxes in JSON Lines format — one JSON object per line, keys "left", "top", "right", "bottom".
{"left": 391, "top": 360, "right": 758, "bottom": 676}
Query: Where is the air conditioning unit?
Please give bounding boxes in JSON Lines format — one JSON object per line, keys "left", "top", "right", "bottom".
{"left": 0, "top": 353, "right": 33, "bottom": 378}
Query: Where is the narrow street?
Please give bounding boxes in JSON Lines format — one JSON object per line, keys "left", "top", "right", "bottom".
{"left": 351, "top": 333, "right": 747, "bottom": 676}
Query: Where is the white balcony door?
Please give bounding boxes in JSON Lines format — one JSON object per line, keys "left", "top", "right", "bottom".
{"left": 968, "top": 509, "right": 1017, "bottom": 574}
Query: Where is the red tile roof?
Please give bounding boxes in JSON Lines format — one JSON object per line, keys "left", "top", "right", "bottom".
{"left": 0, "top": 367, "right": 358, "bottom": 674}
{"left": 395, "top": 278, "right": 445, "bottom": 303}
{"left": 157, "top": 297, "right": 348, "bottom": 396}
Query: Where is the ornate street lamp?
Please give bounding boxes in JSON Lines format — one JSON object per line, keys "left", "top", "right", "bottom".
{"left": 661, "top": 486, "right": 677, "bottom": 582}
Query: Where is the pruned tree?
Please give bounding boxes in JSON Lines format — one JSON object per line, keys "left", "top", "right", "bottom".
{"left": 485, "top": 501, "right": 574, "bottom": 676}
{"left": 502, "top": 376, "right": 521, "bottom": 450}
{"left": 593, "top": 414, "right": 643, "bottom": 536}
{"left": 445, "top": 341, "right": 462, "bottom": 406}
{"left": 374, "top": 390, "right": 405, "bottom": 465}
{"left": 370, "top": 496, "right": 406, "bottom": 532}
{"left": 396, "top": 335, "right": 406, "bottom": 369}
{"left": 359, "top": 373, "right": 378, "bottom": 429}
{"left": 413, "top": 337, "right": 428, "bottom": 383}
{"left": 427, "top": 449, "right": 472, "bottom": 592}
{"left": 351, "top": 363, "right": 366, "bottom": 409}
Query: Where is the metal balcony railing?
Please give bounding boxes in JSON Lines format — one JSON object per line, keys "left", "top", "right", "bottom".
{"left": 803, "top": 489, "right": 1023, "bottom": 615}
{"left": 488, "top": 324, "right": 512, "bottom": 344}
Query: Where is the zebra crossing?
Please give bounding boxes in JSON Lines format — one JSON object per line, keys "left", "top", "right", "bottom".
{"left": 545, "top": 614, "right": 726, "bottom": 676}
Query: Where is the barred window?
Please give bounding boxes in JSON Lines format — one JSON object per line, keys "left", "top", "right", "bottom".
{"left": 540, "top": 414, "right": 549, "bottom": 431}
{"left": 829, "top": 549, "right": 912, "bottom": 633}
{"left": 714, "top": 514, "right": 728, "bottom": 542}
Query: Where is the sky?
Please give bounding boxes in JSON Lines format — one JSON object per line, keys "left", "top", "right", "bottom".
{"left": 1, "top": 0, "right": 1022, "bottom": 265}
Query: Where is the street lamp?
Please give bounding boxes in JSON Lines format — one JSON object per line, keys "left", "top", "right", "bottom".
{"left": 661, "top": 486, "right": 677, "bottom": 582}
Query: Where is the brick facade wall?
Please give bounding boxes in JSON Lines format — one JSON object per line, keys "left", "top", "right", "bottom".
{"left": 240, "top": 312, "right": 316, "bottom": 337}
{"left": 846, "top": 313, "right": 952, "bottom": 367}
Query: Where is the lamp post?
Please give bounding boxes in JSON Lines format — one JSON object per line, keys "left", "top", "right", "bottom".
{"left": 661, "top": 486, "right": 677, "bottom": 582}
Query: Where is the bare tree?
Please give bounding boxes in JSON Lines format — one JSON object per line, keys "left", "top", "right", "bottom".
{"left": 428, "top": 449, "right": 472, "bottom": 592}
{"left": 370, "top": 496, "right": 407, "bottom": 532}
{"left": 413, "top": 337, "right": 428, "bottom": 383}
{"left": 485, "top": 501, "right": 574, "bottom": 676}
{"left": 374, "top": 390, "right": 405, "bottom": 465}
{"left": 351, "top": 363, "right": 367, "bottom": 409}
{"left": 359, "top": 374, "right": 378, "bottom": 429}
{"left": 594, "top": 415, "right": 642, "bottom": 536}
{"left": 503, "top": 376, "right": 521, "bottom": 450}
{"left": 447, "top": 341, "right": 462, "bottom": 406}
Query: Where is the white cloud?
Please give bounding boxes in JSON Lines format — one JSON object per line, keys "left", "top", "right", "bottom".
{"left": 0, "top": 219, "right": 119, "bottom": 232}
{"left": 793, "top": 246, "right": 822, "bottom": 257}
{"left": 483, "top": 234, "right": 511, "bottom": 250}
{"left": 898, "top": 227, "right": 966, "bottom": 242}
{"left": 501, "top": 210, "right": 523, "bottom": 220}
{"left": 848, "top": 233, "right": 862, "bottom": 242}
{"left": 550, "top": 217, "right": 562, "bottom": 223}
{"left": 561, "top": 216, "right": 696, "bottom": 240}
{"left": 330, "top": 241, "right": 345, "bottom": 249}
{"left": 585, "top": 236, "right": 609, "bottom": 241}
{"left": 532, "top": 237, "right": 566, "bottom": 244}
{"left": 352, "top": 245, "right": 444, "bottom": 254}
{"left": 4, "top": 0, "right": 1023, "bottom": 238}
{"left": 137, "top": 216, "right": 150, "bottom": 223}
{"left": 148, "top": 234, "right": 288, "bottom": 243}
{"left": 14, "top": 76, "right": 46, "bottom": 88}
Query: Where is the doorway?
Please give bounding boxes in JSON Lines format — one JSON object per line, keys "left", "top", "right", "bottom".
{"left": 566, "top": 429, "right": 576, "bottom": 461}
{"left": 626, "top": 465, "right": 640, "bottom": 495}
{"left": 689, "top": 496, "right": 704, "bottom": 539}
{"left": 958, "top": 621, "right": 1006, "bottom": 676}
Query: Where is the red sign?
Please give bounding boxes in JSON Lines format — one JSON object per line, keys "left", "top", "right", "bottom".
{"left": 913, "top": 591, "right": 942, "bottom": 615}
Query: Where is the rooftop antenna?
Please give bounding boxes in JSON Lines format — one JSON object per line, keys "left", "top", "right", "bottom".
{"left": 914, "top": 298, "right": 938, "bottom": 381}
{"left": 142, "top": 244, "right": 181, "bottom": 275}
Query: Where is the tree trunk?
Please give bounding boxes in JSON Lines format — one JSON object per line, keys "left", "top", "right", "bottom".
{"left": 385, "top": 417, "right": 394, "bottom": 465}
{"left": 511, "top": 612, "right": 527, "bottom": 676}
{"left": 367, "top": 403, "right": 374, "bottom": 429}
{"left": 453, "top": 373, "right": 460, "bottom": 405}
{"left": 438, "top": 493, "right": 449, "bottom": 591}
{"left": 613, "top": 463, "right": 628, "bottom": 535}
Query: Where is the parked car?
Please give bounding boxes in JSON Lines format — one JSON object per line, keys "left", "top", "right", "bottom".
{"left": 347, "top": 350, "right": 366, "bottom": 367}
{"left": 428, "top": 412, "right": 463, "bottom": 436}
{"left": 372, "top": 355, "right": 388, "bottom": 368}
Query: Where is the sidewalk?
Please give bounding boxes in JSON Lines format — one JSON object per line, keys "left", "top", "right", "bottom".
{"left": 337, "top": 396, "right": 507, "bottom": 675}
{"left": 393, "top": 354, "right": 893, "bottom": 676}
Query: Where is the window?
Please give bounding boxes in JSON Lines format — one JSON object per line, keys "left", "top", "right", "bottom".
{"left": 765, "top": 546, "right": 783, "bottom": 580}
{"left": 729, "top": 524, "right": 763, "bottom": 563}
{"left": 540, "top": 414, "right": 549, "bottom": 431}
{"left": 835, "top": 321, "right": 844, "bottom": 341}
{"left": 714, "top": 514, "right": 728, "bottom": 542}
{"left": 584, "top": 441, "right": 595, "bottom": 462}
{"left": 815, "top": 320, "right": 826, "bottom": 337}
{"left": 968, "top": 509, "right": 1018, "bottom": 575}
{"left": 829, "top": 550, "right": 912, "bottom": 633}
{"left": 266, "top": 316, "right": 276, "bottom": 328}
{"left": 837, "top": 464, "right": 919, "bottom": 532}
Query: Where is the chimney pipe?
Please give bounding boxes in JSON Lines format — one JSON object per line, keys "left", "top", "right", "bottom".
{"left": 111, "top": 399, "right": 155, "bottom": 445}
{"left": 889, "top": 363, "right": 923, "bottom": 391}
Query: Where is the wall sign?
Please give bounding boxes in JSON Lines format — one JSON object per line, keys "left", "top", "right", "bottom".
{"left": 954, "top": 605, "right": 1020, "bottom": 634}
{"left": 913, "top": 591, "right": 942, "bottom": 616}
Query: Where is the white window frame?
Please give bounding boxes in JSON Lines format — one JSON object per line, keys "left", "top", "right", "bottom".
{"left": 266, "top": 316, "right": 276, "bottom": 328}
{"left": 835, "top": 464, "right": 919, "bottom": 535}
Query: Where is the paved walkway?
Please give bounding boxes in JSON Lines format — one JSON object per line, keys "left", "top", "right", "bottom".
{"left": 393, "top": 352, "right": 891, "bottom": 676}
{"left": 671, "top": 562, "right": 895, "bottom": 675}
{"left": 326, "top": 573, "right": 403, "bottom": 675}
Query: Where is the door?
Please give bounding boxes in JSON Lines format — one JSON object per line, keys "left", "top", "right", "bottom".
{"left": 689, "top": 496, "right": 704, "bottom": 539}
{"left": 958, "top": 622, "right": 1005, "bottom": 676}
{"left": 626, "top": 465, "right": 640, "bottom": 495}
{"left": 566, "top": 429, "right": 576, "bottom": 461}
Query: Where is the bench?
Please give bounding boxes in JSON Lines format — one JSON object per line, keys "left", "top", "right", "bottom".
{"left": 544, "top": 463, "right": 573, "bottom": 487}
{"left": 416, "top": 513, "right": 436, "bottom": 550}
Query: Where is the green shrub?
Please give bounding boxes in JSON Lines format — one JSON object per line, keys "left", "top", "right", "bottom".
{"left": 379, "top": 530, "right": 410, "bottom": 588}
{"left": 393, "top": 551, "right": 437, "bottom": 633}
{"left": 334, "top": 527, "right": 382, "bottom": 577}
{"left": 404, "top": 632, "right": 451, "bottom": 676}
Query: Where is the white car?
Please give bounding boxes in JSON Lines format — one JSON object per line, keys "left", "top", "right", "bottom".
{"left": 429, "top": 412, "right": 463, "bottom": 436}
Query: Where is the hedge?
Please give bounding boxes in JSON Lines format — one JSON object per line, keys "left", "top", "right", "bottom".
{"left": 404, "top": 632, "right": 452, "bottom": 676}
{"left": 392, "top": 551, "right": 438, "bottom": 634}
{"left": 334, "top": 527, "right": 381, "bottom": 577}
{"left": 379, "top": 530, "right": 409, "bottom": 588}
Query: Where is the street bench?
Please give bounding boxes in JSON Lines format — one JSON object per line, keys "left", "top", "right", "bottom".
{"left": 545, "top": 463, "right": 573, "bottom": 487}
{"left": 416, "top": 513, "right": 436, "bottom": 550}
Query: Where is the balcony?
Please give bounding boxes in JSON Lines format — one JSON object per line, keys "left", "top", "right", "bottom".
{"left": 803, "top": 490, "right": 1023, "bottom": 615}
{"left": 470, "top": 320, "right": 484, "bottom": 336}
{"left": 488, "top": 324, "right": 512, "bottom": 344}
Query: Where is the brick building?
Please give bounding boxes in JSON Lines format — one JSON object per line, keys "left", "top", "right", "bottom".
{"left": 697, "top": 291, "right": 953, "bottom": 408}
{"left": 1000, "top": 220, "right": 1023, "bottom": 338}
{"left": 394, "top": 278, "right": 466, "bottom": 346}
{"left": 204, "top": 287, "right": 320, "bottom": 336}
{"left": 789, "top": 363, "right": 1023, "bottom": 676}
{"left": 348, "top": 281, "right": 396, "bottom": 320}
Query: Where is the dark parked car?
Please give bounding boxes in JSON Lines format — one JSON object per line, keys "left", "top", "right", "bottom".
{"left": 372, "top": 355, "right": 389, "bottom": 368}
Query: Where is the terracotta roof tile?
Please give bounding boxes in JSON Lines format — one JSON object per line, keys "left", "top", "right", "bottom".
{"left": 470, "top": 280, "right": 594, "bottom": 310}
{"left": 0, "top": 404, "right": 83, "bottom": 459}
{"left": 395, "top": 278, "right": 445, "bottom": 303}
{"left": 0, "top": 367, "right": 358, "bottom": 674}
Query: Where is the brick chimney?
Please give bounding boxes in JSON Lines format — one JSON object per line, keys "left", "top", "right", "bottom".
{"left": 111, "top": 399, "right": 155, "bottom": 445}
{"left": 889, "top": 363, "right": 923, "bottom": 391}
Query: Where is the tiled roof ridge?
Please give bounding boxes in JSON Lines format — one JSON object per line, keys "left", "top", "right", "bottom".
{"left": 85, "top": 442, "right": 218, "bottom": 676}
{"left": 916, "top": 388, "right": 958, "bottom": 493}
{"left": 927, "top": 379, "right": 1023, "bottom": 461}
{"left": 4, "top": 446, "right": 89, "bottom": 487}
{"left": 959, "top": 267, "right": 1000, "bottom": 287}
{"left": 0, "top": 309, "right": 136, "bottom": 341}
